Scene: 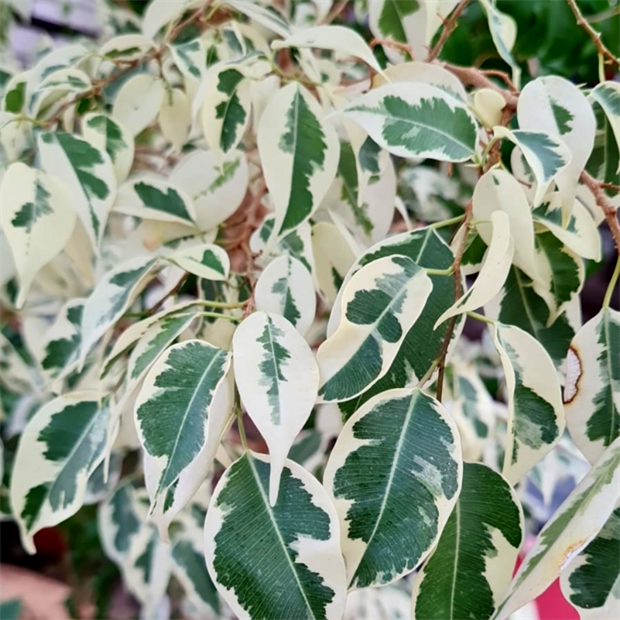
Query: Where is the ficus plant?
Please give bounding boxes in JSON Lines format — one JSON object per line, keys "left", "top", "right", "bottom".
{"left": 0, "top": 0, "right": 619, "bottom": 619}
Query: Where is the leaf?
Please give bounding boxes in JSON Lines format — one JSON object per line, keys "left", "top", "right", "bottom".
{"left": 135, "top": 340, "right": 230, "bottom": 511}
{"left": 479, "top": 0, "right": 521, "bottom": 87}
{"left": 255, "top": 255, "right": 316, "bottom": 336}
{"left": 412, "top": 463, "right": 523, "bottom": 620}
{"left": 232, "top": 311, "right": 319, "bottom": 505}
{"left": 30, "top": 68, "right": 91, "bottom": 120}
{"left": 201, "top": 65, "right": 252, "bottom": 156}
{"left": 224, "top": 0, "right": 291, "bottom": 38}
{"left": 272, "top": 25, "right": 384, "bottom": 75}
{"left": 158, "top": 87, "right": 190, "bottom": 151}
{"left": 472, "top": 169, "right": 540, "bottom": 285}
{"left": 318, "top": 255, "right": 432, "bottom": 403}
{"left": 170, "top": 149, "right": 248, "bottom": 231}
{"left": 111, "top": 74, "right": 165, "bottom": 137}
{"left": 100, "top": 34, "right": 154, "bottom": 61}
{"left": 324, "top": 388, "right": 462, "bottom": 588}
{"left": 560, "top": 505, "right": 620, "bottom": 620}
{"left": 518, "top": 76, "right": 596, "bottom": 212}
{"left": 493, "top": 323, "right": 565, "bottom": 485}
{"left": 82, "top": 113, "right": 135, "bottom": 184}
{"left": 496, "top": 436, "right": 620, "bottom": 619}
{"left": 142, "top": 0, "right": 199, "bottom": 40}
{"left": 258, "top": 82, "right": 339, "bottom": 239}
{"left": 493, "top": 127, "right": 571, "bottom": 206}
{"left": 37, "top": 132, "right": 116, "bottom": 251}
{"left": 168, "top": 243, "right": 230, "bottom": 280}
{"left": 204, "top": 451, "right": 347, "bottom": 620}
{"left": 435, "top": 211, "right": 513, "bottom": 328}
{"left": 0, "top": 163, "right": 76, "bottom": 308}
{"left": 79, "top": 256, "right": 160, "bottom": 365}
{"left": 589, "top": 81, "right": 620, "bottom": 172}
{"left": 341, "top": 82, "right": 478, "bottom": 162}
{"left": 368, "top": 0, "right": 424, "bottom": 62}
{"left": 115, "top": 178, "right": 197, "bottom": 226}
{"left": 169, "top": 38, "right": 207, "bottom": 84}
{"left": 11, "top": 392, "right": 111, "bottom": 554}
{"left": 564, "top": 307, "right": 620, "bottom": 465}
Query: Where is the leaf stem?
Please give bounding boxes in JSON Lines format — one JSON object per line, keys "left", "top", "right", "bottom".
{"left": 466, "top": 311, "right": 495, "bottom": 325}
{"left": 426, "top": 267, "right": 454, "bottom": 277}
{"left": 603, "top": 256, "right": 620, "bottom": 309}
{"left": 430, "top": 214, "right": 465, "bottom": 229}
{"left": 236, "top": 407, "right": 248, "bottom": 451}
{"left": 197, "top": 311, "right": 240, "bottom": 322}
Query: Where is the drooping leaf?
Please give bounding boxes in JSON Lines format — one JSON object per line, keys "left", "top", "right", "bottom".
{"left": 204, "top": 451, "right": 347, "bottom": 620}
{"left": 412, "top": 463, "right": 523, "bottom": 620}
{"left": 232, "top": 311, "right": 319, "bottom": 504}
{"left": 318, "top": 255, "right": 432, "bottom": 403}
{"left": 324, "top": 388, "right": 462, "bottom": 588}
{"left": 496, "top": 436, "right": 620, "bottom": 619}
{"left": 11, "top": 392, "right": 111, "bottom": 553}
{"left": 564, "top": 308, "right": 620, "bottom": 465}
{"left": 589, "top": 81, "right": 620, "bottom": 172}
{"left": 0, "top": 162, "right": 76, "bottom": 307}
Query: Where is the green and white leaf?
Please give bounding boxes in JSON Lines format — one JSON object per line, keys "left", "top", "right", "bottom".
{"left": 167, "top": 243, "right": 229, "bottom": 281}
{"left": 224, "top": 0, "right": 291, "bottom": 37}
{"left": 255, "top": 255, "right": 316, "bottom": 336}
{"left": 324, "top": 388, "right": 463, "bottom": 589}
{"left": 82, "top": 113, "right": 135, "bottom": 184}
{"left": 412, "top": 463, "right": 523, "bottom": 620}
{"left": 169, "top": 37, "right": 207, "bottom": 85}
{"left": 344, "top": 584, "right": 412, "bottom": 620}
{"left": 258, "top": 82, "right": 339, "bottom": 240}
{"left": 37, "top": 132, "right": 116, "bottom": 251}
{"left": 30, "top": 68, "right": 91, "bottom": 120}
{"left": 11, "top": 392, "right": 111, "bottom": 554}
{"left": 158, "top": 87, "right": 191, "bottom": 151}
{"left": 232, "top": 311, "right": 319, "bottom": 505}
{"left": 204, "top": 451, "right": 347, "bottom": 620}
{"left": 368, "top": 0, "right": 425, "bottom": 62}
{"left": 472, "top": 169, "right": 541, "bottom": 285}
{"left": 115, "top": 178, "right": 197, "bottom": 226}
{"left": 588, "top": 81, "right": 620, "bottom": 172}
{"left": 100, "top": 34, "right": 154, "bottom": 62}
{"left": 436, "top": 211, "right": 513, "bottom": 328}
{"left": 134, "top": 339, "right": 230, "bottom": 512}
{"left": 142, "top": 0, "right": 199, "bottom": 40}
{"left": 564, "top": 307, "right": 620, "bottom": 465}
{"left": 518, "top": 76, "right": 596, "bottom": 213}
{"left": 560, "top": 505, "right": 620, "bottom": 620}
{"left": 492, "top": 323, "right": 565, "bottom": 485}
{"left": 79, "top": 255, "right": 160, "bottom": 364}
{"left": 170, "top": 149, "right": 248, "bottom": 231}
{"left": 111, "top": 74, "right": 165, "bottom": 136}
{"left": 479, "top": 0, "right": 521, "bottom": 87}
{"left": 318, "top": 255, "right": 432, "bottom": 403}
{"left": 496, "top": 436, "right": 620, "bottom": 619}
{"left": 0, "top": 162, "right": 76, "bottom": 308}
{"left": 494, "top": 126, "right": 571, "bottom": 206}
{"left": 340, "top": 82, "right": 478, "bottom": 162}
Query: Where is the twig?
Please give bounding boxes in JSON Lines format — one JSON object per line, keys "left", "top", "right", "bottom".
{"left": 322, "top": 0, "right": 349, "bottom": 25}
{"left": 428, "top": 0, "right": 472, "bottom": 61}
{"left": 566, "top": 0, "right": 620, "bottom": 68}
{"left": 581, "top": 171, "right": 620, "bottom": 255}
{"left": 480, "top": 69, "right": 519, "bottom": 93}
{"left": 370, "top": 37, "right": 414, "bottom": 59}
{"left": 600, "top": 181, "right": 620, "bottom": 193}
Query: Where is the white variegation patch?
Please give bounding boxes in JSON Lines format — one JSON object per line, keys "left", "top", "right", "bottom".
{"left": 168, "top": 243, "right": 230, "bottom": 281}
{"left": 159, "top": 87, "right": 191, "bottom": 151}
{"left": 233, "top": 311, "right": 319, "bottom": 505}
{"left": 111, "top": 74, "right": 165, "bottom": 136}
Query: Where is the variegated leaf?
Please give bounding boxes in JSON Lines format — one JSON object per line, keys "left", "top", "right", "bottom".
{"left": 518, "top": 76, "right": 596, "bottom": 212}
{"left": 30, "top": 68, "right": 91, "bottom": 120}
{"left": 340, "top": 83, "right": 478, "bottom": 162}
{"left": 79, "top": 256, "right": 160, "bottom": 364}
{"left": 324, "top": 388, "right": 462, "bottom": 589}
{"left": 589, "top": 81, "right": 620, "bottom": 172}
{"left": 560, "top": 505, "right": 620, "bottom": 620}
{"left": 255, "top": 255, "right": 316, "bottom": 336}
{"left": 115, "top": 178, "right": 197, "bottom": 226}
{"left": 412, "top": 463, "right": 523, "bottom": 620}
{"left": 169, "top": 38, "right": 207, "bottom": 84}
{"left": 472, "top": 169, "right": 540, "bottom": 285}
{"left": 204, "top": 451, "right": 347, "bottom": 620}
{"left": 496, "top": 436, "right": 620, "bottom": 619}
{"left": 11, "top": 392, "right": 111, "bottom": 553}
{"left": 111, "top": 74, "right": 165, "bottom": 136}
{"left": 168, "top": 243, "right": 230, "bottom": 281}
{"left": 224, "top": 0, "right": 291, "bottom": 37}
{"left": 82, "top": 113, "right": 134, "bottom": 184}
{"left": 37, "top": 132, "right": 116, "bottom": 251}
{"left": 100, "top": 34, "right": 154, "bottom": 62}
{"left": 170, "top": 149, "right": 248, "bottom": 232}
{"left": 318, "top": 255, "right": 432, "bottom": 403}
{"left": 134, "top": 340, "right": 230, "bottom": 511}
{"left": 493, "top": 126, "right": 571, "bottom": 206}
{"left": 142, "top": 0, "right": 199, "bottom": 40}
{"left": 564, "top": 307, "right": 620, "bottom": 465}
{"left": 436, "top": 211, "right": 513, "bottom": 328}
{"left": 493, "top": 323, "right": 565, "bottom": 485}
{"left": 258, "top": 82, "right": 339, "bottom": 239}
{"left": 159, "top": 87, "right": 191, "bottom": 151}
{"left": 0, "top": 162, "right": 76, "bottom": 308}
{"left": 232, "top": 311, "right": 319, "bottom": 505}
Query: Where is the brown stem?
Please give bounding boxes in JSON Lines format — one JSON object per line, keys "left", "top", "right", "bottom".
{"left": 322, "top": 0, "right": 349, "bottom": 24}
{"left": 370, "top": 38, "right": 414, "bottom": 60}
{"left": 566, "top": 0, "right": 620, "bottom": 68}
{"left": 581, "top": 171, "right": 620, "bottom": 255}
{"left": 428, "top": 0, "right": 472, "bottom": 61}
